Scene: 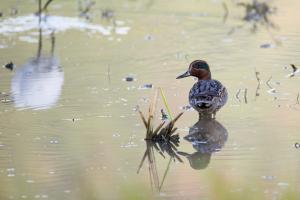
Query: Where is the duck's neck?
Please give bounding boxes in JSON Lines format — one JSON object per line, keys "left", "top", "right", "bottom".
{"left": 197, "top": 73, "right": 211, "bottom": 80}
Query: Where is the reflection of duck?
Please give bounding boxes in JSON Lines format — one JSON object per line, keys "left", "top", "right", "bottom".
{"left": 11, "top": 29, "right": 64, "bottom": 110}
{"left": 176, "top": 60, "right": 228, "bottom": 118}
{"left": 178, "top": 118, "right": 228, "bottom": 170}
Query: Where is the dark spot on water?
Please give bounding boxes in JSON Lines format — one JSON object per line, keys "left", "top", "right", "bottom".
{"left": 0, "top": 12, "right": 3, "bottom": 17}
{"left": 160, "top": 109, "right": 168, "bottom": 120}
{"left": 101, "top": 9, "right": 114, "bottom": 20}
{"left": 141, "top": 84, "right": 152, "bottom": 89}
{"left": 3, "top": 62, "right": 14, "bottom": 71}
{"left": 144, "top": 35, "right": 154, "bottom": 41}
{"left": 125, "top": 76, "right": 134, "bottom": 82}
{"left": 260, "top": 43, "right": 274, "bottom": 48}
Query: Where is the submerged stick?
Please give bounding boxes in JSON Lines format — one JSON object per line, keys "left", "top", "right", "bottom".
{"left": 266, "top": 75, "right": 273, "bottom": 89}
{"left": 222, "top": 2, "right": 229, "bottom": 23}
{"left": 235, "top": 89, "right": 241, "bottom": 102}
{"left": 244, "top": 88, "right": 248, "bottom": 104}
{"left": 255, "top": 69, "right": 260, "bottom": 82}
{"left": 50, "top": 30, "right": 55, "bottom": 56}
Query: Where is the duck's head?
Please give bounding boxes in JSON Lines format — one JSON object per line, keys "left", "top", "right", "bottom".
{"left": 176, "top": 60, "right": 211, "bottom": 80}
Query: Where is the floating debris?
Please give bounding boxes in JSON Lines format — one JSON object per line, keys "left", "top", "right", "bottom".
{"left": 287, "top": 64, "right": 299, "bottom": 78}
{"left": 234, "top": 0, "right": 277, "bottom": 33}
{"left": 139, "top": 84, "right": 153, "bottom": 90}
{"left": 0, "top": 12, "right": 3, "bottom": 17}
{"left": 267, "top": 88, "right": 276, "bottom": 94}
{"left": 123, "top": 76, "right": 135, "bottom": 82}
{"left": 179, "top": 105, "right": 193, "bottom": 111}
{"left": 144, "top": 34, "right": 154, "bottom": 41}
{"left": 3, "top": 62, "right": 14, "bottom": 71}
{"left": 101, "top": 9, "right": 114, "bottom": 21}
{"left": 160, "top": 109, "right": 168, "bottom": 121}
{"left": 260, "top": 43, "right": 275, "bottom": 48}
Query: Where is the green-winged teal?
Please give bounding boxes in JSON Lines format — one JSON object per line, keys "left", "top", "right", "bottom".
{"left": 176, "top": 60, "right": 228, "bottom": 118}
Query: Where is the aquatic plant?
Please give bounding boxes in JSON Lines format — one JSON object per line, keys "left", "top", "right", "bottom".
{"left": 137, "top": 88, "right": 183, "bottom": 161}
{"left": 137, "top": 88, "right": 184, "bottom": 192}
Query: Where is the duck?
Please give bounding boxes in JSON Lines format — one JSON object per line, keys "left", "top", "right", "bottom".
{"left": 176, "top": 60, "right": 228, "bottom": 119}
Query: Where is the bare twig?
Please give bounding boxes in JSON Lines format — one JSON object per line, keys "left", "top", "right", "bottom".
{"left": 255, "top": 69, "right": 260, "bottom": 82}
{"left": 42, "top": 0, "right": 54, "bottom": 12}
{"left": 288, "top": 64, "right": 299, "bottom": 78}
{"left": 222, "top": 2, "right": 229, "bottom": 23}
{"left": 244, "top": 88, "right": 248, "bottom": 104}
{"left": 50, "top": 30, "right": 55, "bottom": 56}
{"left": 255, "top": 83, "right": 260, "bottom": 99}
{"left": 266, "top": 75, "right": 273, "bottom": 89}
{"left": 235, "top": 89, "right": 241, "bottom": 102}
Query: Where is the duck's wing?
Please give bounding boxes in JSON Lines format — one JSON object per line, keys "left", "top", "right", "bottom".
{"left": 189, "top": 80, "right": 227, "bottom": 110}
{"left": 190, "top": 80, "right": 225, "bottom": 98}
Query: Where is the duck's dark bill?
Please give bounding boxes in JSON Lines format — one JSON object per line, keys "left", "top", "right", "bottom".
{"left": 176, "top": 71, "right": 190, "bottom": 79}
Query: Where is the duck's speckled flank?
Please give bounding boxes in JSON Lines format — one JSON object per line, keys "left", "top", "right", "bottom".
{"left": 189, "top": 79, "right": 228, "bottom": 115}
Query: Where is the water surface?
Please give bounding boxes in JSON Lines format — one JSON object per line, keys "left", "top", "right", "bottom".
{"left": 0, "top": 0, "right": 300, "bottom": 199}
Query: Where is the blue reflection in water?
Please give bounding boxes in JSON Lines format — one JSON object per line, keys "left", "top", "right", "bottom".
{"left": 11, "top": 27, "right": 64, "bottom": 110}
{"left": 11, "top": 56, "right": 64, "bottom": 110}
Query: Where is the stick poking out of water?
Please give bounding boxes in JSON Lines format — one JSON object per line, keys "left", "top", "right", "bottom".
{"left": 244, "top": 88, "right": 248, "bottom": 104}
{"left": 235, "top": 89, "right": 241, "bottom": 102}
{"left": 222, "top": 2, "right": 229, "bottom": 23}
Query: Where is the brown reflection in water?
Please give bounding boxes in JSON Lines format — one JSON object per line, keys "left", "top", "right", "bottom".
{"left": 178, "top": 118, "right": 228, "bottom": 170}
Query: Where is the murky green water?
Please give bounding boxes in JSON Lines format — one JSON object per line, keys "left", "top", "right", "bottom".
{"left": 1, "top": 0, "right": 300, "bottom": 199}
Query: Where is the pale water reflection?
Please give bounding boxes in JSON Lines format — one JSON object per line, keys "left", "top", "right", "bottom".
{"left": 11, "top": 30, "right": 63, "bottom": 110}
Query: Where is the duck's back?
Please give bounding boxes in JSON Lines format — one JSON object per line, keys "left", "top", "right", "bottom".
{"left": 189, "top": 79, "right": 227, "bottom": 114}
